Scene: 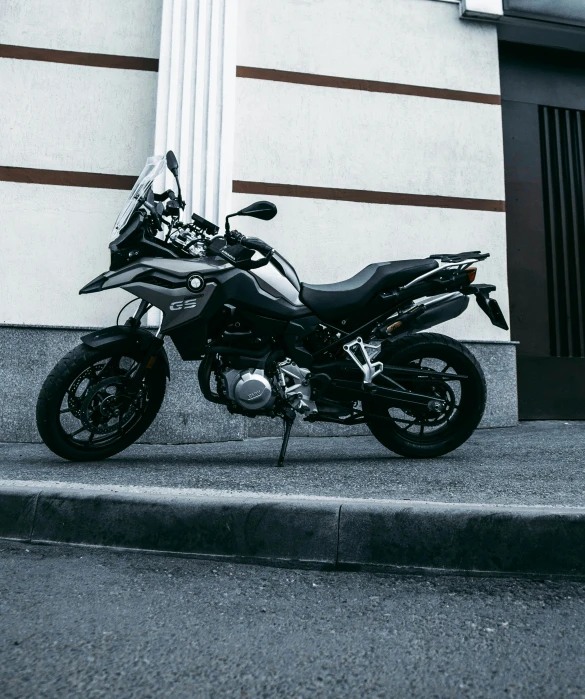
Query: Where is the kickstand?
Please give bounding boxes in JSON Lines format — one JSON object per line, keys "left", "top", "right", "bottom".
{"left": 277, "top": 416, "right": 295, "bottom": 467}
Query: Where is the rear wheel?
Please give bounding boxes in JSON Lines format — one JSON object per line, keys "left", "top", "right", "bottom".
{"left": 36, "top": 343, "right": 167, "bottom": 461}
{"left": 365, "top": 333, "right": 486, "bottom": 458}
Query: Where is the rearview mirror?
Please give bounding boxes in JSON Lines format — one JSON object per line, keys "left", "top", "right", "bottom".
{"left": 236, "top": 201, "right": 277, "bottom": 221}
{"left": 165, "top": 150, "right": 184, "bottom": 209}
{"left": 166, "top": 150, "right": 179, "bottom": 176}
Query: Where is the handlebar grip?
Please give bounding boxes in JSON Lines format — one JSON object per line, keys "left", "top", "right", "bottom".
{"left": 243, "top": 237, "right": 273, "bottom": 256}
{"left": 226, "top": 230, "right": 273, "bottom": 256}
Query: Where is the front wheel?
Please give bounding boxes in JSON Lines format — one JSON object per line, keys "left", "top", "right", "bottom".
{"left": 36, "top": 343, "right": 167, "bottom": 461}
{"left": 365, "top": 333, "right": 486, "bottom": 458}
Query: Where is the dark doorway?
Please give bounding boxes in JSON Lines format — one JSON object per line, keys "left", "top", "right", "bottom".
{"left": 501, "top": 41, "right": 585, "bottom": 418}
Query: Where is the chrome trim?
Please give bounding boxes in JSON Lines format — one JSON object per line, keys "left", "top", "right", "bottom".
{"left": 421, "top": 291, "right": 465, "bottom": 308}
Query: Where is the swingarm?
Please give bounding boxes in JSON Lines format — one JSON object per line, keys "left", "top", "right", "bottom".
{"left": 313, "top": 375, "right": 447, "bottom": 414}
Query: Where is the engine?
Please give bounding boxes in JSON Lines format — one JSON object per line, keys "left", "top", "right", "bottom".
{"left": 221, "top": 361, "right": 317, "bottom": 416}
{"left": 222, "top": 368, "right": 275, "bottom": 411}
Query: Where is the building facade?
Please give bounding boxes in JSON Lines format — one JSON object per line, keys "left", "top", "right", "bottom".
{"left": 1, "top": 0, "right": 584, "bottom": 442}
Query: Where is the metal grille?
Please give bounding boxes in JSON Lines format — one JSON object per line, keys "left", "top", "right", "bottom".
{"left": 540, "top": 105, "right": 585, "bottom": 357}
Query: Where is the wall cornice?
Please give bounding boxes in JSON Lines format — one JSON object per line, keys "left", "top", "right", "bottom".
{"left": 460, "top": 0, "right": 504, "bottom": 20}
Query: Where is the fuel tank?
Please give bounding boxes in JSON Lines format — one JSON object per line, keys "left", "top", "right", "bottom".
{"left": 83, "top": 255, "right": 311, "bottom": 333}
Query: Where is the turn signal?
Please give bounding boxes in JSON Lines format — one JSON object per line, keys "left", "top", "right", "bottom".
{"left": 466, "top": 267, "right": 477, "bottom": 283}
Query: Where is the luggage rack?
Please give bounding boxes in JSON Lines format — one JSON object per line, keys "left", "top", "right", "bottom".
{"left": 430, "top": 251, "right": 490, "bottom": 263}
{"left": 402, "top": 251, "right": 490, "bottom": 289}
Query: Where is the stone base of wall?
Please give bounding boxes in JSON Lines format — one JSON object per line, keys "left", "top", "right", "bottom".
{"left": 0, "top": 326, "right": 517, "bottom": 444}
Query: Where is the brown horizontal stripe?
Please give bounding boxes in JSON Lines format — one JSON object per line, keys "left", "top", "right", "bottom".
{"left": 233, "top": 181, "right": 505, "bottom": 212}
{"left": 236, "top": 66, "right": 501, "bottom": 105}
{"left": 0, "top": 166, "right": 136, "bottom": 190}
{"left": 0, "top": 44, "right": 158, "bottom": 71}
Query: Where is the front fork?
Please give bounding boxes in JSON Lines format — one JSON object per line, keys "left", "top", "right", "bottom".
{"left": 126, "top": 299, "right": 151, "bottom": 330}
{"left": 124, "top": 300, "right": 166, "bottom": 391}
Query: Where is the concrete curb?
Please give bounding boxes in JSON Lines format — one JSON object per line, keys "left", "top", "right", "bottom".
{"left": 2, "top": 484, "right": 585, "bottom": 576}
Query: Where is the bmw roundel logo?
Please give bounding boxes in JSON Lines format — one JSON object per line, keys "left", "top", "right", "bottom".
{"left": 187, "top": 274, "right": 205, "bottom": 293}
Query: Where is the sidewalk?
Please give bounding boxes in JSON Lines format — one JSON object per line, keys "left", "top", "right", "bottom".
{"left": 2, "top": 422, "right": 585, "bottom": 576}
{"left": 1, "top": 421, "right": 584, "bottom": 506}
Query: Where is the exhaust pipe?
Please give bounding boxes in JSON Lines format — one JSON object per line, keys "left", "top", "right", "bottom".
{"left": 385, "top": 293, "right": 469, "bottom": 337}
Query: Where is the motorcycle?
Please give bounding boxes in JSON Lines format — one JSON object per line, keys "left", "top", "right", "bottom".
{"left": 36, "top": 151, "right": 508, "bottom": 465}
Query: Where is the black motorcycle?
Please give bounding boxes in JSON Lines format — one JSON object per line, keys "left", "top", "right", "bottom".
{"left": 36, "top": 151, "right": 508, "bottom": 465}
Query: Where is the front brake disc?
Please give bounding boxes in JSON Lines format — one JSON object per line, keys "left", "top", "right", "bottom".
{"left": 67, "top": 366, "right": 97, "bottom": 419}
{"left": 79, "top": 376, "right": 139, "bottom": 435}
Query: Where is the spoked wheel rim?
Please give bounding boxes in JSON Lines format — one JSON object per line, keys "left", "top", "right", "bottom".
{"left": 374, "top": 355, "right": 467, "bottom": 444}
{"left": 58, "top": 355, "right": 149, "bottom": 449}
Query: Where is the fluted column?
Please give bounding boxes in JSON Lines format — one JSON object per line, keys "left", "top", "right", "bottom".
{"left": 154, "top": 0, "right": 238, "bottom": 224}
{"left": 148, "top": 0, "right": 237, "bottom": 326}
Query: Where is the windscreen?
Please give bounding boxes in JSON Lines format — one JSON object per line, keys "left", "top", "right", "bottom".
{"left": 110, "top": 155, "right": 166, "bottom": 240}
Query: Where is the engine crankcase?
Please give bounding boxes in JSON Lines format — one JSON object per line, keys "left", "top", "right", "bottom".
{"left": 223, "top": 368, "right": 275, "bottom": 412}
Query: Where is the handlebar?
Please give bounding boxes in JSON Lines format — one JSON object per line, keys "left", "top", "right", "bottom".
{"left": 226, "top": 230, "right": 274, "bottom": 257}
{"left": 213, "top": 230, "right": 274, "bottom": 270}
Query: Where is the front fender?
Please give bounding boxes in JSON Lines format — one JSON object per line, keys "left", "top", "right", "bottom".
{"left": 80, "top": 325, "right": 171, "bottom": 379}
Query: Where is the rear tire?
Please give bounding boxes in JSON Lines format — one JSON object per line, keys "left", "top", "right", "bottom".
{"left": 36, "top": 343, "right": 167, "bottom": 461}
{"left": 365, "top": 333, "right": 486, "bottom": 458}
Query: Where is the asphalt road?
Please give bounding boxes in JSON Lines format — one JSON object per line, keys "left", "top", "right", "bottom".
{"left": 1, "top": 542, "right": 584, "bottom": 699}
{"left": 1, "top": 421, "right": 585, "bottom": 506}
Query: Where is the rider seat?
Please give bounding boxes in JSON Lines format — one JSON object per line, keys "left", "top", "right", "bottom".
{"left": 300, "top": 259, "right": 438, "bottom": 321}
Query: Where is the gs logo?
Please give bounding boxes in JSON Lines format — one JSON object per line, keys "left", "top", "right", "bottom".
{"left": 169, "top": 298, "right": 198, "bottom": 312}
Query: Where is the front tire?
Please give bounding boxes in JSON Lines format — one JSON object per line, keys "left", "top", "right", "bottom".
{"left": 36, "top": 343, "right": 167, "bottom": 461}
{"left": 365, "top": 333, "right": 486, "bottom": 458}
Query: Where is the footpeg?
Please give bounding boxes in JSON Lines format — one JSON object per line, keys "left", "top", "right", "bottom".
{"left": 343, "top": 337, "right": 383, "bottom": 385}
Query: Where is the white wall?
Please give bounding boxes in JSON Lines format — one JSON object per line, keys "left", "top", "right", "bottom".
{"left": 231, "top": 193, "right": 509, "bottom": 342}
{"left": 0, "top": 0, "right": 162, "bottom": 58}
{"left": 1, "top": 0, "right": 509, "bottom": 340}
{"left": 0, "top": 1, "right": 162, "bottom": 328}
{"left": 234, "top": 79, "right": 505, "bottom": 201}
{"left": 0, "top": 60, "right": 157, "bottom": 176}
{"left": 237, "top": 0, "right": 500, "bottom": 95}
{"left": 0, "top": 182, "right": 133, "bottom": 327}
{"left": 234, "top": 0, "right": 509, "bottom": 341}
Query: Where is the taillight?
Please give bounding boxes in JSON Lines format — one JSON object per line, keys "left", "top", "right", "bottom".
{"left": 466, "top": 267, "right": 477, "bottom": 283}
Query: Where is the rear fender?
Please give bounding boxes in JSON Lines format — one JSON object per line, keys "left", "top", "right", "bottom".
{"left": 80, "top": 325, "right": 170, "bottom": 379}
{"left": 464, "top": 284, "right": 509, "bottom": 331}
